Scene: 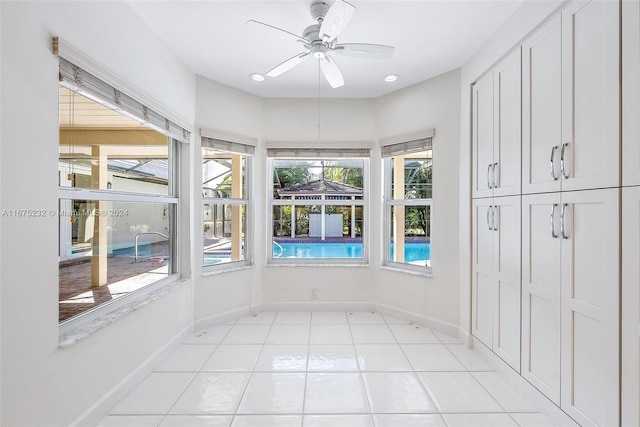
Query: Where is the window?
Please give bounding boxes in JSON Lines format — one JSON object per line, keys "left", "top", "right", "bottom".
{"left": 268, "top": 147, "right": 369, "bottom": 264}
{"left": 58, "top": 57, "right": 188, "bottom": 325}
{"left": 202, "top": 137, "right": 253, "bottom": 269}
{"left": 382, "top": 135, "right": 433, "bottom": 274}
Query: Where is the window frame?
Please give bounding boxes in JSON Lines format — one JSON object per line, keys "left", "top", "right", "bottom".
{"left": 267, "top": 147, "right": 370, "bottom": 266}
{"left": 382, "top": 134, "right": 433, "bottom": 276}
{"left": 56, "top": 48, "right": 190, "bottom": 341}
{"left": 201, "top": 136, "right": 254, "bottom": 272}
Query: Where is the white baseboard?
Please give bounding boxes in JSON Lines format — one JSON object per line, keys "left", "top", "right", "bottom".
{"left": 70, "top": 323, "right": 192, "bottom": 427}
{"left": 257, "top": 301, "right": 375, "bottom": 313}
{"left": 470, "top": 337, "right": 579, "bottom": 427}
{"left": 209, "top": 300, "right": 464, "bottom": 341}
{"left": 193, "top": 305, "right": 253, "bottom": 331}
{"left": 374, "top": 302, "right": 462, "bottom": 339}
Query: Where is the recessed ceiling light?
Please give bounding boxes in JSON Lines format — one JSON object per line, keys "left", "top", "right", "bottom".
{"left": 250, "top": 73, "right": 265, "bottom": 82}
{"left": 384, "top": 74, "right": 399, "bottom": 83}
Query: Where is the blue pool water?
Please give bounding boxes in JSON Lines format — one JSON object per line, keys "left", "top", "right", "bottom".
{"left": 204, "top": 242, "right": 430, "bottom": 263}
{"left": 275, "top": 242, "right": 430, "bottom": 261}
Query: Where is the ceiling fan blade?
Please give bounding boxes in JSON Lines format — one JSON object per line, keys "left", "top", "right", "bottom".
{"left": 319, "top": 0, "right": 355, "bottom": 43}
{"left": 266, "top": 52, "right": 311, "bottom": 77}
{"left": 246, "top": 20, "right": 306, "bottom": 44}
{"left": 320, "top": 56, "right": 344, "bottom": 88}
{"left": 332, "top": 43, "right": 395, "bottom": 59}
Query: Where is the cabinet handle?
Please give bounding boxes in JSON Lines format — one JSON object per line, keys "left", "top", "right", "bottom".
{"left": 487, "top": 206, "right": 492, "bottom": 230}
{"left": 550, "top": 204, "right": 558, "bottom": 238}
{"left": 560, "top": 142, "right": 570, "bottom": 179}
{"left": 560, "top": 203, "right": 569, "bottom": 239}
{"left": 550, "top": 146, "right": 559, "bottom": 181}
{"left": 493, "top": 162, "right": 498, "bottom": 189}
{"left": 492, "top": 205, "right": 498, "bottom": 231}
{"left": 487, "top": 163, "right": 493, "bottom": 188}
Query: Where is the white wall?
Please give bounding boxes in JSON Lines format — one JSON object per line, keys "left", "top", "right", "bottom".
{"left": 457, "top": 0, "right": 565, "bottom": 338}
{"left": 260, "top": 97, "right": 378, "bottom": 309}
{"left": 374, "top": 69, "right": 462, "bottom": 330}
{"left": 0, "top": 2, "right": 195, "bottom": 425}
{"left": 192, "top": 71, "right": 462, "bottom": 330}
{"left": 194, "top": 77, "right": 265, "bottom": 324}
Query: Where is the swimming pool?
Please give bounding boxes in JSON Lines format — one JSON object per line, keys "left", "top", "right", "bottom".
{"left": 275, "top": 242, "right": 430, "bottom": 261}
{"left": 204, "top": 242, "right": 430, "bottom": 263}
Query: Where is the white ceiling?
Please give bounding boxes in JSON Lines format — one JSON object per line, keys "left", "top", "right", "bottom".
{"left": 127, "top": 0, "right": 524, "bottom": 99}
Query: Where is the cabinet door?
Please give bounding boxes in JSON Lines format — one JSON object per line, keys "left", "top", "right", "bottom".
{"left": 492, "top": 195, "right": 521, "bottom": 371}
{"left": 493, "top": 49, "right": 522, "bottom": 197}
{"left": 472, "top": 198, "right": 495, "bottom": 346}
{"left": 623, "top": 0, "right": 640, "bottom": 186}
{"left": 622, "top": 186, "right": 640, "bottom": 426}
{"left": 560, "top": 188, "right": 620, "bottom": 426}
{"left": 521, "top": 192, "right": 561, "bottom": 404}
{"left": 561, "top": 0, "right": 620, "bottom": 192}
{"left": 472, "top": 71, "right": 495, "bottom": 199}
{"left": 522, "top": 15, "right": 562, "bottom": 195}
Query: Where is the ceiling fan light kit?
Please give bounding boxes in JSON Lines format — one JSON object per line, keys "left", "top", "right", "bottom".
{"left": 247, "top": 0, "right": 395, "bottom": 89}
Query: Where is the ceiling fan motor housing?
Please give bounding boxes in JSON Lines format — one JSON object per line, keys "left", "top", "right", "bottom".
{"left": 310, "top": 2, "right": 330, "bottom": 22}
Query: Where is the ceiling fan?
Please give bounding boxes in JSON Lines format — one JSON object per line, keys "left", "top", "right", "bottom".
{"left": 246, "top": 0, "right": 395, "bottom": 88}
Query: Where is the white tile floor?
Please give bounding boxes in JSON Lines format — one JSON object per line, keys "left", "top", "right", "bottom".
{"left": 99, "top": 311, "right": 557, "bottom": 427}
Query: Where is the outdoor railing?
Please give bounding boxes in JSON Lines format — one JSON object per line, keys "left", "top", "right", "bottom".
{"left": 135, "top": 232, "right": 169, "bottom": 262}
{"left": 273, "top": 241, "right": 284, "bottom": 258}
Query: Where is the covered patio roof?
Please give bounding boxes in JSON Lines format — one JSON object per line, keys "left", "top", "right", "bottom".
{"left": 277, "top": 179, "right": 363, "bottom": 197}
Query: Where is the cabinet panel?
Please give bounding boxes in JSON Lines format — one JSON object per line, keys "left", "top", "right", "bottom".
{"left": 493, "top": 195, "right": 521, "bottom": 371}
{"left": 521, "top": 192, "right": 561, "bottom": 404}
{"left": 472, "top": 196, "right": 521, "bottom": 371}
{"left": 560, "top": 188, "right": 619, "bottom": 427}
{"left": 472, "top": 72, "right": 495, "bottom": 198}
{"left": 472, "top": 199, "right": 495, "bottom": 346}
{"left": 623, "top": 0, "right": 640, "bottom": 186}
{"left": 561, "top": 0, "right": 620, "bottom": 191}
{"left": 622, "top": 186, "right": 640, "bottom": 426}
{"left": 493, "top": 49, "right": 522, "bottom": 197}
{"left": 522, "top": 15, "right": 562, "bottom": 195}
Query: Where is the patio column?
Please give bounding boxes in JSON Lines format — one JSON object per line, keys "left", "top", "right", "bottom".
{"left": 231, "top": 154, "right": 242, "bottom": 261}
{"left": 91, "top": 145, "right": 108, "bottom": 286}
{"left": 351, "top": 196, "right": 356, "bottom": 239}
{"left": 393, "top": 155, "right": 405, "bottom": 262}
{"left": 291, "top": 196, "right": 296, "bottom": 239}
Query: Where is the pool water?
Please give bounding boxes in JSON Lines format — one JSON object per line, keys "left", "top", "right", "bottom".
{"left": 275, "top": 242, "right": 430, "bottom": 261}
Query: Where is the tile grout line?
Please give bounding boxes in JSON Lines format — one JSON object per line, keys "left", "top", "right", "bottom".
{"left": 231, "top": 312, "right": 279, "bottom": 422}
{"left": 160, "top": 319, "right": 237, "bottom": 423}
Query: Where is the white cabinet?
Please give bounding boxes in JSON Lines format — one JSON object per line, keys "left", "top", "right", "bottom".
{"left": 522, "top": 189, "right": 620, "bottom": 425}
{"left": 472, "top": 49, "right": 521, "bottom": 199}
{"left": 472, "top": 195, "right": 521, "bottom": 371}
{"left": 559, "top": 188, "right": 619, "bottom": 427}
{"left": 623, "top": 0, "right": 640, "bottom": 187}
{"left": 522, "top": 15, "right": 562, "bottom": 195}
{"left": 521, "top": 192, "right": 562, "bottom": 404}
{"left": 522, "top": 1, "right": 620, "bottom": 195}
{"left": 622, "top": 2, "right": 640, "bottom": 425}
{"left": 560, "top": 0, "right": 620, "bottom": 192}
{"left": 492, "top": 49, "right": 522, "bottom": 197}
{"left": 623, "top": 187, "right": 640, "bottom": 426}
{"left": 473, "top": 1, "right": 622, "bottom": 424}
{"left": 472, "top": 72, "right": 495, "bottom": 199}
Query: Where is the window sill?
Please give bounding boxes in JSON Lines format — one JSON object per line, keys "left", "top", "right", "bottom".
{"left": 59, "top": 277, "right": 189, "bottom": 347}
{"left": 381, "top": 264, "right": 433, "bottom": 278}
{"left": 200, "top": 263, "right": 254, "bottom": 276}
{"left": 267, "top": 261, "right": 370, "bottom": 268}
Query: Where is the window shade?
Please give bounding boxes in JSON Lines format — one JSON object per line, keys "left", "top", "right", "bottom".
{"left": 381, "top": 137, "right": 433, "bottom": 158}
{"left": 267, "top": 147, "right": 370, "bottom": 158}
{"left": 59, "top": 57, "right": 190, "bottom": 143}
{"left": 202, "top": 137, "right": 255, "bottom": 156}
